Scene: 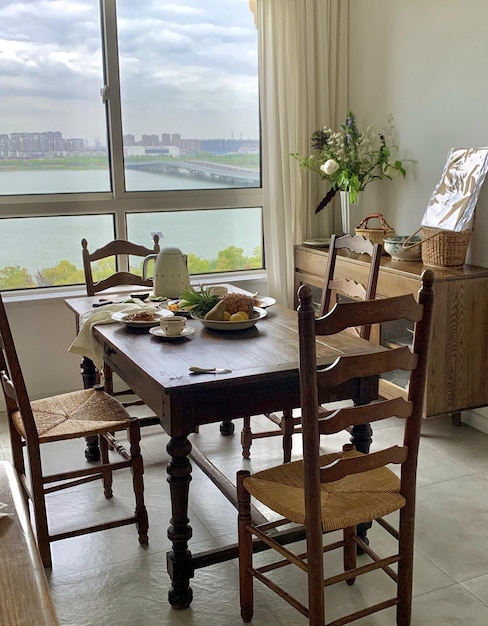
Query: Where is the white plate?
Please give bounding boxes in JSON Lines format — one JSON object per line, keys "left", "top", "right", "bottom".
{"left": 302, "top": 238, "right": 331, "bottom": 247}
{"left": 254, "top": 296, "right": 276, "bottom": 308}
{"left": 149, "top": 326, "right": 195, "bottom": 339}
{"left": 111, "top": 309, "right": 173, "bottom": 327}
{"left": 191, "top": 307, "right": 267, "bottom": 331}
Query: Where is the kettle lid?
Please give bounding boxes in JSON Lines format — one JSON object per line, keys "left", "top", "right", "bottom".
{"left": 160, "top": 246, "right": 183, "bottom": 255}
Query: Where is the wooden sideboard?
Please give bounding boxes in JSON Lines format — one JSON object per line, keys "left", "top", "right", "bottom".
{"left": 295, "top": 244, "right": 488, "bottom": 419}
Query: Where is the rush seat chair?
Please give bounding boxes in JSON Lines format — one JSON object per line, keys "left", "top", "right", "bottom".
{"left": 0, "top": 292, "right": 149, "bottom": 569}
{"left": 237, "top": 270, "right": 434, "bottom": 625}
{"left": 241, "top": 233, "right": 382, "bottom": 462}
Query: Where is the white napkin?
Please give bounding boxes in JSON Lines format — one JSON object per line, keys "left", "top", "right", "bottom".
{"left": 68, "top": 302, "right": 149, "bottom": 370}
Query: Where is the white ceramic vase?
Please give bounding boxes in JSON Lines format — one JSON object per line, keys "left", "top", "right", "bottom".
{"left": 339, "top": 190, "right": 362, "bottom": 235}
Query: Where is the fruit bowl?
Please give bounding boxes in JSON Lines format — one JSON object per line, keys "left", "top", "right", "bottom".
{"left": 383, "top": 235, "right": 422, "bottom": 261}
{"left": 191, "top": 307, "right": 267, "bottom": 331}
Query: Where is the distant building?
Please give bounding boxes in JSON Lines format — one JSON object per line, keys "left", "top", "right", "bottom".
{"left": 145, "top": 146, "right": 180, "bottom": 158}
{"left": 124, "top": 146, "right": 145, "bottom": 157}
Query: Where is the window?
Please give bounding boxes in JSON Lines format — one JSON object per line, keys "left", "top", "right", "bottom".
{"left": 0, "top": 0, "right": 262, "bottom": 290}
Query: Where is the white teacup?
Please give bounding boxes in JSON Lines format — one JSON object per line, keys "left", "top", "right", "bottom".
{"left": 162, "top": 315, "right": 186, "bottom": 336}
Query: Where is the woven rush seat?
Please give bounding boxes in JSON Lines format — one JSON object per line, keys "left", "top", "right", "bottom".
{"left": 11, "top": 388, "right": 133, "bottom": 442}
{"left": 244, "top": 449, "right": 403, "bottom": 532}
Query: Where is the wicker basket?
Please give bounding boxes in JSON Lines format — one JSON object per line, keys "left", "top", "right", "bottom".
{"left": 355, "top": 213, "right": 394, "bottom": 249}
{"left": 421, "top": 227, "right": 471, "bottom": 268}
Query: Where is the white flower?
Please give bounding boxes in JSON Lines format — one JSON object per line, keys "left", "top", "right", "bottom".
{"left": 320, "top": 159, "right": 339, "bottom": 175}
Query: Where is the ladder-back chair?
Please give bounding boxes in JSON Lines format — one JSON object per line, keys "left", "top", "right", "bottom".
{"left": 0, "top": 292, "right": 148, "bottom": 568}
{"left": 241, "top": 234, "right": 382, "bottom": 462}
{"left": 237, "top": 270, "right": 434, "bottom": 625}
{"left": 82, "top": 234, "right": 160, "bottom": 296}
{"left": 81, "top": 235, "right": 162, "bottom": 441}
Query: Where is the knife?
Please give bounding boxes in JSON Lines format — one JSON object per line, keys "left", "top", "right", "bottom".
{"left": 189, "top": 366, "right": 232, "bottom": 374}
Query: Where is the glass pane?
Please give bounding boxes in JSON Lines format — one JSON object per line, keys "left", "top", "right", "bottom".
{"left": 0, "top": 1, "right": 110, "bottom": 195}
{"left": 117, "top": 0, "right": 260, "bottom": 192}
{"left": 0, "top": 215, "right": 115, "bottom": 290}
{"left": 127, "top": 208, "right": 263, "bottom": 273}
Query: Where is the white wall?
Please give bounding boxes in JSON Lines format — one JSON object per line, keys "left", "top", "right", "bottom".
{"left": 348, "top": 0, "right": 488, "bottom": 267}
{"left": 347, "top": 0, "right": 488, "bottom": 430}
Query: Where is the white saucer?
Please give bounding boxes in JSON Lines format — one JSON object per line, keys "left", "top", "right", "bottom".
{"left": 302, "top": 238, "right": 331, "bottom": 247}
{"left": 149, "top": 326, "right": 195, "bottom": 339}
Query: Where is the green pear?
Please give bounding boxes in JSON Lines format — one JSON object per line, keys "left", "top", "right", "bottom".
{"left": 204, "top": 299, "right": 227, "bottom": 321}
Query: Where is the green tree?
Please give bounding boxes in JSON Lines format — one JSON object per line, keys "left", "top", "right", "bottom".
{"left": 92, "top": 258, "right": 117, "bottom": 281}
{"left": 187, "top": 254, "right": 211, "bottom": 274}
{"left": 247, "top": 245, "right": 263, "bottom": 269}
{"left": 214, "top": 246, "right": 248, "bottom": 271}
{"left": 36, "top": 260, "right": 85, "bottom": 286}
{"left": 0, "top": 265, "right": 35, "bottom": 289}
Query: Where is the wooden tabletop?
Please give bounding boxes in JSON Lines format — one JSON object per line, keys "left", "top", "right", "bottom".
{"left": 66, "top": 294, "right": 381, "bottom": 436}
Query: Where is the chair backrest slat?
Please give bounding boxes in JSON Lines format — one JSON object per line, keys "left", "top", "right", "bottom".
{"left": 320, "top": 445, "right": 409, "bottom": 483}
{"left": 318, "top": 396, "right": 412, "bottom": 435}
{"left": 320, "top": 234, "right": 382, "bottom": 340}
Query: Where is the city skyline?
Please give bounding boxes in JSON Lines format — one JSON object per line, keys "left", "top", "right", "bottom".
{"left": 0, "top": 129, "right": 260, "bottom": 156}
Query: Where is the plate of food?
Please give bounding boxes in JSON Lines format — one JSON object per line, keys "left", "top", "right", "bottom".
{"left": 111, "top": 309, "right": 173, "bottom": 328}
{"left": 191, "top": 307, "right": 267, "bottom": 331}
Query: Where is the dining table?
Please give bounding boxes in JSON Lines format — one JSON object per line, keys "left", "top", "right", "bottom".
{"left": 65, "top": 290, "right": 381, "bottom": 609}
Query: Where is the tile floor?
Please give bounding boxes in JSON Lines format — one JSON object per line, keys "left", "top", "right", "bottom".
{"left": 2, "top": 408, "right": 488, "bottom": 625}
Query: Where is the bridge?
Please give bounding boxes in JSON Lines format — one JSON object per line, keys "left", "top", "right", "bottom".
{"left": 125, "top": 159, "right": 260, "bottom": 186}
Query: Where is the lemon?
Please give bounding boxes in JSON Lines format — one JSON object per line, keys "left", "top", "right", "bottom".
{"left": 237, "top": 310, "right": 249, "bottom": 320}
{"left": 223, "top": 310, "right": 231, "bottom": 321}
{"left": 229, "top": 312, "right": 247, "bottom": 322}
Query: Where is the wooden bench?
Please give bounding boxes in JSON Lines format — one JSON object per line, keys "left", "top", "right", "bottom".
{"left": 0, "top": 461, "right": 59, "bottom": 625}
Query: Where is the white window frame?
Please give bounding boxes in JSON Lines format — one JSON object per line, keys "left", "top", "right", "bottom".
{"left": 0, "top": 0, "right": 264, "bottom": 290}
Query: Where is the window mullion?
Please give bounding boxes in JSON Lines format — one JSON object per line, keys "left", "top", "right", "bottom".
{"left": 100, "top": 0, "right": 126, "bottom": 209}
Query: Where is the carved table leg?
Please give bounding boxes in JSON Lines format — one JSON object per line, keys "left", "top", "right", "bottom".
{"left": 166, "top": 435, "right": 194, "bottom": 608}
{"left": 80, "top": 356, "right": 101, "bottom": 462}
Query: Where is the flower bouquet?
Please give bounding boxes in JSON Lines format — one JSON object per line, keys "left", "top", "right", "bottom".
{"left": 291, "top": 111, "right": 406, "bottom": 214}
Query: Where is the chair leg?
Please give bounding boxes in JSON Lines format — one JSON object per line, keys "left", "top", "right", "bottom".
{"left": 241, "top": 416, "right": 252, "bottom": 459}
{"left": 26, "top": 445, "right": 52, "bottom": 568}
{"left": 343, "top": 526, "right": 357, "bottom": 585}
{"left": 128, "top": 420, "right": 149, "bottom": 545}
{"left": 237, "top": 470, "right": 253, "bottom": 623}
{"left": 99, "top": 434, "right": 113, "bottom": 498}
{"left": 396, "top": 507, "right": 414, "bottom": 626}
{"left": 281, "top": 409, "right": 294, "bottom": 463}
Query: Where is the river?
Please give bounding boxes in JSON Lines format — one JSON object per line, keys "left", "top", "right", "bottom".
{"left": 0, "top": 169, "right": 262, "bottom": 277}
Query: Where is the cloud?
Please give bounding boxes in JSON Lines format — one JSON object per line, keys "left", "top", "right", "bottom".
{"left": 0, "top": 0, "right": 259, "bottom": 141}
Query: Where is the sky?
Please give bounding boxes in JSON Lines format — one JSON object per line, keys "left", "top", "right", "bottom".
{"left": 0, "top": 0, "right": 259, "bottom": 144}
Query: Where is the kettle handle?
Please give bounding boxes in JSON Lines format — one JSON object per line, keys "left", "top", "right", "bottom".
{"left": 142, "top": 254, "right": 157, "bottom": 280}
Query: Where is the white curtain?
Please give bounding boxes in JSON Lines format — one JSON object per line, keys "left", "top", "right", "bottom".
{"left": 257, "top": 0, "right": 349, "bottom": 306}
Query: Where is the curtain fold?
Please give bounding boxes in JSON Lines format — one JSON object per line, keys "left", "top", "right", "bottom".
{"left": 258, "top": 0, "right": 348, "bottom": 306}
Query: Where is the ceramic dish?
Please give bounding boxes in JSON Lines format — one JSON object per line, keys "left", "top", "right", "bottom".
{"left": 383, "top": 235, "right": 422, "bottom": 261}
{"left": 302, "top": 238, "right": 331, "bottom": 248}
{"left": 111, "top": 309, "right": 173, "bottom": 327}
{"left": 253, "top": 296, "right": 276, "bottom": 308}
{"left": 161, "top": 300, "right": 194, "bottom": 316}
{"left": 149, "top": 326, "right": 195, "bottom": 339}
{"left": 191, "top": 307, "right": 267, "bottom": 331}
